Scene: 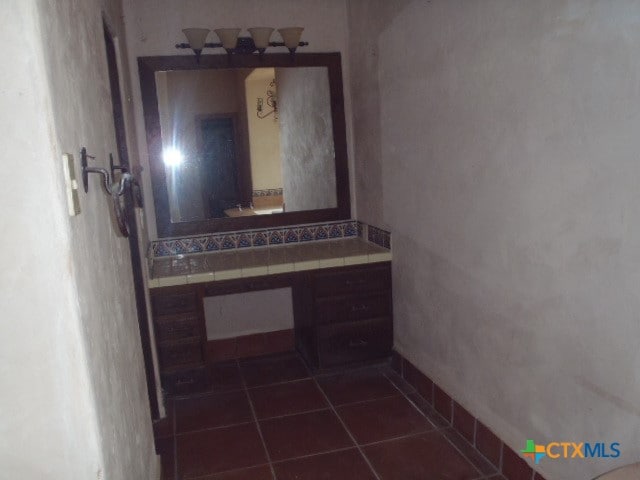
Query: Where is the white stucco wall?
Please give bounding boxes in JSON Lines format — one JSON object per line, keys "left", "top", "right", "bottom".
{"left": 349, "top": 2, "right": 640, "bottom": 479}
{"left": 278, "top": 67, "right": 337, "bottom": 212}
{"left": 122, "top": 0, "right": 352, "bottom": 239}
{"left": 0, "top": 1, "right": 158, "bottom": 479}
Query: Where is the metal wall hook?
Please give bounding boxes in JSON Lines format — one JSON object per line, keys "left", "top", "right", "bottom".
{"left": 80, "top": 147, "right": 139, "bottom": 237}
{"left": 109, "top": 153, "right": 128, "bottom": 177}
{"left": 81, "top": 147, "right": 134, "bottom": 197}
{"left": 81, "top": 147, "right": 111, "bottom": 194}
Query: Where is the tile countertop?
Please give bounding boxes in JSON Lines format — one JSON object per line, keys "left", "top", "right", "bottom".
{"left": 149, "top": 238, "right": 392, "bottom": 288}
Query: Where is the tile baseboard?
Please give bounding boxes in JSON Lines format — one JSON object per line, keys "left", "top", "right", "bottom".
{"left": 391, "top": 350, "right": 547, "bottom": 480}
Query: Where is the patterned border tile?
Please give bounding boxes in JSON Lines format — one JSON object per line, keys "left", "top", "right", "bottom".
{"left": 252, "top": 188, "right": 283, "bottom": 197}
{"left": 151, "top": 220, "right": 362, "bottom": 257}
{"left": 361, "top": 222, "right": 391, "bottom": 250}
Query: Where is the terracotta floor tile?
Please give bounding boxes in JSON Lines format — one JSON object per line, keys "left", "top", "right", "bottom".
{"left": 364, "top": 431, "right": 481, "bottom": 480}
{"left": 260, "top": 409, "right": 353, "bottom": 461}
{"left": 337, "top": 395, "right": 434, "bottom": 444}
{"left": 197, "top": 464, "right": 273, "bottom": 479}
{"left": 175, "top": 390, "right": 252, "bottom": 434}
{"left": 274, "top": 448, "right": 377, "bottom": 480}
{"left": 206, "top": 361, "right": 244, "bottom": 392}
{"left": 240, "top": 353, "right": 309, "bottom": 387}
{"left": 177, "top": 423, "right": 267, "bottom": 478}
{"left": 248, "top": 379, "right": 327, "bottom": 419}
{"left": 317, "top": 369, "right": 399, "bottom": 406}
{"left": 160, "top": 352, "right": 515, "bottom": 480}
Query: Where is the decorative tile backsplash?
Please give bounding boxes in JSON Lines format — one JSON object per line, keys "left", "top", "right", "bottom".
{"left": 357, "top": 222, "right": 391, "bottom": 250}
{"left": 150, "top": 220, "right": 391, "bottom": 258}
{"left": 366, "top": 224, "right": 392, "bottom": 249}
{"left": 252, "top": 188, "right": 283, "bottom": 197}
{"left": 151, "top": 220, "right": 358, "bottom": 257}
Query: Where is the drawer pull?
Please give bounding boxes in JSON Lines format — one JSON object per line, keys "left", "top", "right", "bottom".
{"left": 348, "top": 339, "right": 368, "bottom": 348}
{"left": 350, "top": 304, "right": 369, "bottom": 312}
{"left": 175, "top": 377, "right": 195, "bottom": 385}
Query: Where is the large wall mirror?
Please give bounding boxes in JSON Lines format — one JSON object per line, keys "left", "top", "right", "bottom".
{"left": 138, "top": 53, "right": 350, "bottom": 237}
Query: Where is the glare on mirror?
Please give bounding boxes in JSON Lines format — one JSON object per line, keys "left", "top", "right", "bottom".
{"left": 155, "top": 66, "right": 337, "bottom": 224}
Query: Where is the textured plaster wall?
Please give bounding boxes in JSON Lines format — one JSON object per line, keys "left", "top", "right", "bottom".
{"left": 278, "top": 67, "right": 337, "bottom": 212}
{"left": 122, "top": 0, "right": 353, "bottom": 239}
{"left": 0, "top": 0, "right": 158, "bottom": 479}
{"left": 349, "top": 2, "right": 640, "bottom": 479}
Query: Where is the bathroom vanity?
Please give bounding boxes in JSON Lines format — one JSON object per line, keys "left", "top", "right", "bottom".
{"left": 149, "top": 239, "right": 392, "bottom": 395}
{"left": 138, "top": 51, "right": 393, "bottom": 396}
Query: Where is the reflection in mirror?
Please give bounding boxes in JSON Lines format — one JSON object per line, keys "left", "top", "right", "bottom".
{"left": 155, "top": 66, "right": 336, "bottom": 223}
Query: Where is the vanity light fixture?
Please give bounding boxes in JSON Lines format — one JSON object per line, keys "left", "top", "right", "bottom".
{"left": 176, "top": 26, "right": 308, "bottom": 60}
{"left": 257, "top": 79, "right": 278, "bottom": 120}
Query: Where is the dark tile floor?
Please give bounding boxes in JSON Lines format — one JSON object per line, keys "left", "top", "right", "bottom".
{"left": 156, "top": 353, "right": 507, "bottom": 480}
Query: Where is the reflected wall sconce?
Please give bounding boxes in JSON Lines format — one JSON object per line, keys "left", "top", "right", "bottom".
{"left": 257, "top": 79, "right": 278, "bottom": 120}
{"left": 176, "top": 27, "right": 308, "bottom": 62}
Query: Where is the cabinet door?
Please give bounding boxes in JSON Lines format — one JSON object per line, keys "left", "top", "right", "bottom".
{"left": 157, "top": 339, "right": 203, "bottom": 370}
{"left": 317, "top": 317, "right": 392, "bottom": 368}
{"left": 313, "top": 264, "right": 391, "bottom": 298}
{"left": 154, "top": 313, "right": 201, "bottom": 343}
{"left": 315, "top": 293, "right": 391, "bottom": 325}
{"left": 152, "top": 291, "right": 198, "bottom": 315}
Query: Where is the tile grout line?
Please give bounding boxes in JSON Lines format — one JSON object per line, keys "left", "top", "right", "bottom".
{"left": 175, "top": 421, "right": 254, "bottom": 437}
{"left": 324, "top": 391, "right": 402, "bottom": 409}
{"left": 270, "top": 445, "right": 357, "bottom": 465}
{"left": 236, "top": 359, "right": 278, "bottom": 480}
{"left": 307, "top": 369, "right": 383, "bottom": 480}
{"left": 381, "top": 371, "right": 490, "bottom": 479}
{"left": 187, "top": 463, "right": 272, "bottom": 480}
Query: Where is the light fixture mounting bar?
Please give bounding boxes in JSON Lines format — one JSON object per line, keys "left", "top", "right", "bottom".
{"left": 175, "top": 37, "right": 309, "bottom": 55}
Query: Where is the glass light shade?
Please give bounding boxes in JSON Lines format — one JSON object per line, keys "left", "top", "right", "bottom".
{"left": 214, "top": 28, "right": 241, "bottom": 50}
{"left": 248, "top": 27, "right": 274, "bottom": 50}
{"left": 182, "top": 28, "right": 210, "bottom": 50}
{"left": 278, "top": 27, "right": 304, "bottom": 50}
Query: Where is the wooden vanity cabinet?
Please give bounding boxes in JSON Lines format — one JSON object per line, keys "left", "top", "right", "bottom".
{"left": 149, "top": 262, "right": 393, "bottom": 394}
{"left": 294, "top": 263, "right": 393, "bottom": 370}
{"left": 150, "top": 285, "right": 207, "bottom": 395}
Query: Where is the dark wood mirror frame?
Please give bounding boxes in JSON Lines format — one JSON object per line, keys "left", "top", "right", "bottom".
{"left": 138, "top": 53, "right": 351, "bottom": 238}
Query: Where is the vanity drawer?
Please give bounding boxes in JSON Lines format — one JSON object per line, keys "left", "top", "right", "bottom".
{"left": 313, "top": 264, "right": 391, "bottom": 298}
{"left": 317, "top": 317, "right": 392, "bottom": 368}
{"left": 154, "top": 313, "right": 201, "bottom": 343}
{"left": 158, "top": 339, "right": 203, "bottom": 370}
{"left": 315, "top": 293, "right": 391, "bottom": 325}
{"left": 152, "top": 291, "right": 198, "bottom": 315}
{"left": 160, "top": 366, "right": 206, "bottom": 395}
